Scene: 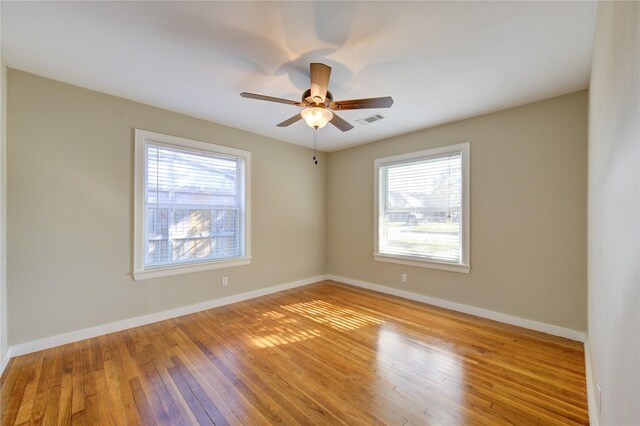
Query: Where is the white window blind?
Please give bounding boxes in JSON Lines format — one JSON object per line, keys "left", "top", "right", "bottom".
{"left": 375, "top": 143, "right": 469, "bottom": 271}
{"left": 144, "top": 143, "right": 246, "bottom": 268}
{"left": 134, "top": 129, "right": 251, "bottom": 280}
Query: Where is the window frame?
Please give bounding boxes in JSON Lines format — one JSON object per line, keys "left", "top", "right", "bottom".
{"left": 373, "top": 142, "right": 470, "bottom": 273}
{"left": 133, "top": 129, "right": 252, "bottom": 281}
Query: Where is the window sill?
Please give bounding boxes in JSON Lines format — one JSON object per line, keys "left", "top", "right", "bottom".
{"left": 373, "top": 254, "right": 470, "bottom": 274}
{"left": 133, "top": 257, "right": 252, "bottom": 281}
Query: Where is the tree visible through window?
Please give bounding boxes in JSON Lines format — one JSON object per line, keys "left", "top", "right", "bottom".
{"left": 375, "top": 143, "right": 470, "bottom": 271}
{"left": 134, "top": 130, "right": 251, "bottom": 280}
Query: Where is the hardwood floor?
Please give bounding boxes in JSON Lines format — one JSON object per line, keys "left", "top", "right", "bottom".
{"left": 1, "top": 281, "right": 589, "bottom": 425}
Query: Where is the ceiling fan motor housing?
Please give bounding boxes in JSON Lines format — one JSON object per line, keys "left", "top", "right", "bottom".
{"left": 302, "top": 89, "right": 333, "bottom": 106}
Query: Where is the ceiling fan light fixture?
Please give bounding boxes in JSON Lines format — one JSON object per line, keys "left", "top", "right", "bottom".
{"left": 301, "top": 107, "right": 333, "bottom": 129}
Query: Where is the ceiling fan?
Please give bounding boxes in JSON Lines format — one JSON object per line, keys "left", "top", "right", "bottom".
{"left": 240, "top": 63, "right": 394, "bottom": 132}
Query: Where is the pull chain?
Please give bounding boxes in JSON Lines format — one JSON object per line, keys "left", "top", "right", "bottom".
{"left": 313, "top": 127, "right": 318, "bottom": 164}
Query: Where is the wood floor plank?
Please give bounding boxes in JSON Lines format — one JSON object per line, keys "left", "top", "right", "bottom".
{"left": 56, "top": 346, "right": 74, "bottom": 426}
{"left": 196, "top": 308, "right": 350, "bottom": 425}
{"left": 102, "top": 335, "right": 141, "bottom": 425}
{"left": 2, "top": 360, "right": 34, "bottom": 426}
{"left": 168, "top": 327, "right": 271, "bottom": 425}
{"left": 12, "top": 352, "right": 44, "bottom": 425}
{"left": 168, "top": 355, "right": 225, "bottom": 426}
{"left": 29, "top": 348, "right": 60, "bottom": 425}
{"left": 0, "top": 281, "right": 589, "bottom": 425}
{"left": 176, "top": 316, "right": 301, "bottom": 424}
{"left": 70, "top": 342, "right": 85, "bottom": 416}
{"left": 129, "top": 377, "right": 159, "bottom": 426}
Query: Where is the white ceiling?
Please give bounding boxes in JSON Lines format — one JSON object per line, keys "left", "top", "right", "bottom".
{"left": 1, "top": 1, "right": 596, "bottom": 152}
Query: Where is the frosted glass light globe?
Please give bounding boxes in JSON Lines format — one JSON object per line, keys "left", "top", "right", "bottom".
{"left": 301, "top": 107, "right": 333, "bottom": 129}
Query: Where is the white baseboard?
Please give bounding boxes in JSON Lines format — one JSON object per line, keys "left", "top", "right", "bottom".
{"left": 2, "top": 273, "right": 587, "bottom": 377}
{"left": 584, "top": 337, "right": 599, "bottom": 426}
{"left": 327, "top": 274, "right": 586, "bottom": 342}
{"left": 1, "top": 347, "right": 11, "bottom": 375}
{"left": 5, "top": 275, "right": 326, "bottom": 362}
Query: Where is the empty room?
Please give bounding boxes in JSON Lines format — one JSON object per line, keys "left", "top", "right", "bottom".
{"left": 0, "top": 1, "right": 638, "bottom": 425}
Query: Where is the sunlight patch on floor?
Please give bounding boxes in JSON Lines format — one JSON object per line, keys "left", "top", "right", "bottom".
{"left": 281, "top": 299, "right": 384, "bottom": 331}
{"left": 250, "top": 327, "right": 322, "bottom": 348}
{"left": 244, "top": 301, "right": 383, "bottom": 349}
{"left": 243, "top": 310, "right": 323, "bottom": 348}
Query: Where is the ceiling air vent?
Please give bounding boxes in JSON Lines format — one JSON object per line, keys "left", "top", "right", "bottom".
{"left": 356, "top": 113, "right": 385, "bottom": 125}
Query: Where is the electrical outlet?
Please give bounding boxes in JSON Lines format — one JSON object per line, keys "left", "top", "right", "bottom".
{"left": 597, "top": 383, "right": 602, "bottom": 415}
{"left": 221, "top": 276, "right": 229, "bottom": 287}
{"left": 401, "top": 273, "right": 408, "bottom": 284}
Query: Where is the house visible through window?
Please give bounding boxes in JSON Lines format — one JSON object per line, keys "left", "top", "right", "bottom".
{"left": 374, "top": 143, "right": 470, "bottom": 273}
{"left": 134, "top": 130, "right": 251, "bottom": 280}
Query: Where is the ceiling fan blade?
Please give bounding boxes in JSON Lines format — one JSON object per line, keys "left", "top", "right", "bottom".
{"left": 329, "top": 113, "right": 354, "bottom": 132}
{"left": 240, "top": 92, "right": 303, "bottom": 106}
{"left": 276, "top": 114, "right": 303, "bottom": 127}
{"left": 329, "top": 96, "right": 394, "bottom": 110}
{"left": 310, "top": 63, "right": 331, "bottom": 104}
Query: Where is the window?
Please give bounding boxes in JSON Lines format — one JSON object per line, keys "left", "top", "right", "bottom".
{"left": 374, "top": 143, "right": 470, "bottom": 273}
{"left": 134, "top": 130, "right": 251, "bottom": 280}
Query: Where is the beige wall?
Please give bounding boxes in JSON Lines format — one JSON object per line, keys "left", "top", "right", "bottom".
{"left": 588, "top": 2, "right": 640, "bottom": 424}
{"left": 6, "top": 69, "right": 590, "bottom": 347}
{"left": 0, "top": 21, "right": 7, "bottom": 361}
{"left": 7, "top": 70, "right": 327, "bottom": 345}
{"left": 327, "top": 91, "right": 588, "bottom": 331}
